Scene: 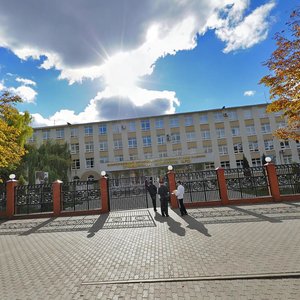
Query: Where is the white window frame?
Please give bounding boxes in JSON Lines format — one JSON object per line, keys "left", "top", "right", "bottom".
{"left": 231, "top": 127, "right": 240, "bottom": 136}
{"left": 70, "top": 143, "right": 79, "bottom": 154}
{"left": 216, "top": 128, "right": 225, "bottom": 139}
{"left": 99, "top": 141, "right": 108, "bottom": 151}
{"left": 99, "top": 124, "right": 107, "bottom": 135}
{"left": 185, "top": 116, "right": 193, "bottom": 126}
{"left": 85, "top": 142, "right": 94, "bottom": 153}
{"left": 141, "top": 119, "right": 150, "bottom": 131}
{"left": 199, "top": 114, "right": 208, "bottom": 124}
{"left": 246, "top": 125, "right": 256, "bottom": 135}
{"left": 261, "top": 123, "right": 271, "bottom": 134}
{"left": 86, "top": 158, "right": 94, "bottom": 169}
{"left": 264, "top": 140, "right": 274, "bottom": 150}
{"left": 114, "top": 139, "right": 123, "bottom": 150}
{"left": 72, "top": 159, "right": 80, "bottom": 170}
{"left": 157, "top": 135, "right": 166, "bottom": 145}
{"left": 221, "top": 161, "right": 230, "bottom": 169}
{"left": 201, "top": 130, "right": 211, "bottom": 140}
{"left": 219, "top": 145, "right": 228, "bottom": 155}
{"left": 186, "top": 131, "right": 196, "bottom": 141}
{"left": 155, "top": 118, "right": 164, "bottom": 129}
{"left": 128, "top": 137, "right": 137, "bottom": 148}
{"left": 233, "top": 143, "right": 243, "bottom": 154}
{"left": 142, "top": 136, "right": 152, "bottom": 147}
{"left": 171, "top": 133, "right": 180, "bottom": 144}
{"left": 249, "top": 141, "right": 259, "bottom": 152}
{"left": 170, "top": 117, "right": 179, "bottom": 128}
{"left": 84, "top": 126, "right": 93, "bottom": 136}
{"left": 56, "top": 128, "right": 64, "bottom": 139}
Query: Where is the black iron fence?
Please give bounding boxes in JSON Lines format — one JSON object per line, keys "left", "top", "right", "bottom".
{"left": 275, "top": 164, "right": 300, "bottom": 195}
{"left": 175, "top": 170, "right": 220, "bottom": 202}
{"left": 0, "top": 183, "right": 6, "bottom": 212}
{"left": 15, "top": 184, "right": 53, "bottom": 215}
{"left": 61, "top": 180, "right": 101, "bottom": 211}
{"left": 108, "top": 177, "right": 149, "bottom": 211}
{"left": 224, "top": 167, "right": 269, "bottom": 199}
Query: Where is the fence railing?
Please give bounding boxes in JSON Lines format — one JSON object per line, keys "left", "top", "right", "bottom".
{"left": 175, "top": 170, "right": 220, "bottom": 202}
{"left": 15, "top": 184, "right": 53, "bottom": 215}
{"left": 0, "top": 183, "right": 6, "bottom": 212}
{"left": 61, "top": 180, "right": 101, "bottom": 211}
{"left": 275, "top": 164, "right": 300, "bottom": 195}
{"left": 224, "top": 167, "right": 270, "bottom": 199}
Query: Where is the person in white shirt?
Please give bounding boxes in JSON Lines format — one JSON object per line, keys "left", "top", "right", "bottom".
{"left": 176, "top": 181, "right": 187, "bottom": 216}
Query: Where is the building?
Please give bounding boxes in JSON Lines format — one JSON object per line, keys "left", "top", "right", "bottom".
{"left": 29, "top": 103, "right": 300, "bottom": 181}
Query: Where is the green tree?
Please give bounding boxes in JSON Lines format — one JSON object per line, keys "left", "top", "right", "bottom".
{"left": 0, "top": 91, "right": 33, "bottom": 181}
{"left": 260, "top": 8, "right": 300, "bottom": 140}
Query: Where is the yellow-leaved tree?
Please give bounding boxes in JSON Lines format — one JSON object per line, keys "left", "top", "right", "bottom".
{"left": 0, "top": 92, "right": 33, "bottom": 172}
{"left": 260, "top": 8, "right": 300, "bottom": 140}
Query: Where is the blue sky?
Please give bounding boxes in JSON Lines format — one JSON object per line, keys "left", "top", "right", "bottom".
{"left": 0, "top": 0, "right": 297, "bottom": 127}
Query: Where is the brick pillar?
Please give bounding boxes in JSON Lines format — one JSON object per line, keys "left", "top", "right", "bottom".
{"left": 53, "top": 180, "right": 62, "bottom": 216}
{"left": 6, "top": 179, "right": 18, "bottom": 218}
{"left": 265, "top": 163, "right": 281, "bottom": 201}
{"left": 216, "top": 167, "right": 229, "bottom": 205}
{"left": 100, "top": 176, "right": 109, "bottom": 213}
{"left": 167, "top": 170, "right": 178, "bottom": 208}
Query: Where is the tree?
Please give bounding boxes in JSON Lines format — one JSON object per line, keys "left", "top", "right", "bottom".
{"left": 0, "top": 92, "right": 33, "bottom": 172}
{"left": 260, "top": 8, "right": 300, "bottom": 140}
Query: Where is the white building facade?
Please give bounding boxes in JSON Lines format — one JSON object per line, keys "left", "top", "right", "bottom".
{"left": 29, "top": 103, "right": 300, "bottom": 181}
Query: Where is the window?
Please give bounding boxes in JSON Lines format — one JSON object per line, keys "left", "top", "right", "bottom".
{"left": 85, "top": 126, "right": 93, "bottom": 136}
{"left": 280, "top": 140, "right": 290, "bottom": 149}
{"left": 100, "top": 157, "right": 108, "bottom": 163}
{"left": 249, "top": 141, "right": 259, "bottom": 152}
{"left": 258, "top": 108, "right": 267, "bottom": 118}
{"left": 144, "top": 153, "right": 152, "bottom": 159}
{"left": 186, "top": 131, "right": 196, "bottom": 141}
{"left": 112, "top": 123, "right": 121, "bottom": 133}
{"left": 227, "top": 111, "right": 238, "bottom": 120}
{"left": 155, "top": 118, "right": 164, "bottom": 129}
{"left": 233, "top": 143, "right": 243, "bottom": 154}
{"left": 27, "top": 133, "right": 36, "bottom": 143}
{"left": 172, "top": 149, "right": 182, "bottom": 156}
{"left": 216, "top": 128, "right": 225, "bottom": 139}
{"left": 236, "top": 160, "right": 243, "bottom": 167}
{"left": 231, "top": 127, "right": 240, "bottom": 136}
{"left": 157, "top": 135, "right": 166, "bottom": 145}
{"left": 87, "top": 175, "right": 95, "bottom": 181}
{"left": 72, "top": 159, "right": 80, "bottom": 170}
{"left": 244, "top": 110, "right": 252, "bottom": 119}
{"left": 56, "top": 128, "right": 64, "bottom": 139}
{"left": 252, "top": 158, "right": 262, "bottom": 167}
{"left": 170, "top": 117, "right": 179, "bottom": 128}
{"left": 70, "top": 127, "right": 78, "bottom": 138}
{"left": 115, "top": 155, "right": 124, "bottom": 162}
{"left": 261, "top": 123, "right": 271, "bottom": 134}
{"left": 264, "top": 140, "right": 274, "bottom": 150}
{"left": 214, "top": 112, "right": 224, "bottom": 122}
{"left": 204, "top": 162, "right": 215, "bottom": 170}
{"left": 85, "top": 142, "right": 94, "bottom": 153}
{"left": 143, "top": 136, "right": 152, "bottom": 147}
{"left": 141, "top": 119, "right": 150, "bottom": 131}
{"left": 73, "top": 176, "right": 80, "bottom": 182}
{"left": 42, "top": 130, "right": 50, "bottom": 140}
{"left": 86, "top": 158, "right": 94, "bottom": 168}
{"left": 128, "top": 121, "right": 136, "bottom": 132}
{"left": 199, "top": 114, "right": 208, "bottom": 124}
{"left": 277, "top": 121, "right": 286, "bottom": 129}
{"left": 283, "top": 155, "right": 293, "bottom": 164}
{"left": 159, "top": 152, "right": 168, "bottom": 158}
{"left": 221, "top": 161, "right": 230, "bottom": 169}
{"left": 203, "top": 146, "right": 212, "bottom": 153}
{"left": 201, "top": 130, "right": 211, "bottom": 140}
{"left": 129, "top": 154, "right": 137, "bottom": 161}
{"left": 219, "top": 145, "right": 228, "bottom": 155}
{"left": 99, "top": 141, "right": 108, "bottom": 151}
{"left": 185, "top": 116, "right": 193, "bottom": 126}
{"left": 70, "top": 143, "right": 79, "bottom": 154}
{"left": 171, "top": 133, "right": 180, "bottom": 144}
{"left": 114, "top": 139, "right": 123, "bottom": 149}
{"left": 99, "top": 124, "right": 107, "bottom": 135}
{"left": 128, "top": 137, "right": 137, "bottom": 148}
{"left": 246, "top": 125, "right": 256, "bottom": 135}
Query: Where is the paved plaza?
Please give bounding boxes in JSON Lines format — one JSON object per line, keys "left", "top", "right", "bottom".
{"left": 0, "top": 201, "right": 300, "bottom": 299}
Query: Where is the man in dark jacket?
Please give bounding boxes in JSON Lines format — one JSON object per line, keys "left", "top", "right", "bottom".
{"left": 147, "top": 180, "right": 157, "bottom": 212}
{"left": 158, "top": 181, "right": 169, "bottom": 217}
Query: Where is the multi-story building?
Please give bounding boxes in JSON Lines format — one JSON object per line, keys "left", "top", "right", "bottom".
{"left": 29, "top": 103, "right": 300, "bottom": 181}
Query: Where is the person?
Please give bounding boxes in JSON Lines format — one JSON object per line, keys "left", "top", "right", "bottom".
{"left": 176, "top": 181, "right": 187, "bottom": 216}
{"left": 147, "top": 180, "right": 157, "bottom": 212}
{"left": 157, "top": 180, "right": 169, "bottom": 217}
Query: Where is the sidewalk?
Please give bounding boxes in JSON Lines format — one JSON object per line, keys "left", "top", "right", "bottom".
{"left": 0, "top": 201, "right": 299, "bottom": 299}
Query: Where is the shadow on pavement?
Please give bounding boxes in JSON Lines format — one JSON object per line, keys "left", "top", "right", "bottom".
{"left": 166, "top": 216, "right": 186, "bottom": 236}
{"left": 183, "top": 214, "right": 211, "bottom": 237}
{"left": 20, "top": 218, "right": 57, "bottom": 236}
{"left": 87, "top": 214, "right": 109, "bottom": 238}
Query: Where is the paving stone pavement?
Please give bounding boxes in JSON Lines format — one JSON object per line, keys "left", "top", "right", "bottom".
{"left": 0, "top": 201, "right": 299, "bottom": 299}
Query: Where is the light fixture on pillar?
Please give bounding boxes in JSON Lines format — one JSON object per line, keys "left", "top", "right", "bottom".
{"left": 101, "top": 171, "right": 106, "bottom": 177}
{"left": 9, "top": 174, "right": 16, "bottom": 180}
{"left": 167, "top": 165, "right": 173, "bottom": 171}
{"left": 265, "top": 157, "right": 272, "bottom": 163}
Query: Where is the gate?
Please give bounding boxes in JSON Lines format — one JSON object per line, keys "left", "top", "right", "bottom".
{"left": 108, "top": 177, "right": 150, "bottom": 211}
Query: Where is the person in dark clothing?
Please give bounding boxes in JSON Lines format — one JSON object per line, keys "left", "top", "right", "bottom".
{"left": 147, "top": 180, "right": 157, "bottom": 212}
{"left": 158, "top": 181, "right": 169, "bottom": 217}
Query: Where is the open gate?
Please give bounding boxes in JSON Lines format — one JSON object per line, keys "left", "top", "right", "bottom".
{"left": 108, "top": 177, "right": 151, "bottom": 211}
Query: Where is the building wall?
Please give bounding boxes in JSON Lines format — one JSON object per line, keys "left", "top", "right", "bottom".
{"left": 29, "top": 103, "right": 300, "bottom": 180}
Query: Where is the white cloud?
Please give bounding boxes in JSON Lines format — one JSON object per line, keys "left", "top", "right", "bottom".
{"left": 9, "top": 85, "right": 37, "bottom": 103}
{"left": 0, "top": 0, "right": 276, "bottom": 125}
{"left": 0, "top": 80, "right": 5, "bottom": 91}
{"left": 244, "top": 90, "right": 256, "bottom": 96}
{"left": 16, "top": 77, "right": 36, "bottom": 86}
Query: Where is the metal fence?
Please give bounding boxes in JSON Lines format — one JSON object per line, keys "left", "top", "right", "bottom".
{"left": 15, "top": 184, "right": 53, "bottom": 215}
{"left": 275, "top": 164, "right": 300, "bottom": 195}
{"left": 108, "top": 177, "right": 150, "bottom": 211}
{"left": 61, "top": 180, "right": 101, "bottom": 211}
{"left": 0, "top": 183, "right": 6, "bottom": 212}
{"left": 225, "top": 167, "right": 269, "bottom": 199}
{"left": 175, "top": 170, "right": 220, "bottom": 202}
